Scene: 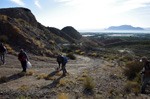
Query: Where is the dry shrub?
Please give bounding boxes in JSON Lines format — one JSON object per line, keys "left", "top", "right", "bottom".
{"left": 49, "top": 40, "right": 55, "bottom": 44}
{"left": 46, "top": 50, "right": 52, "bottom": 55}
{"left": 80, "top": 52, "right": 85, "bottom": 55}
{"left": 82, "top": 73, "right": 88, "bottom": 77}
{"left": 0, "top": 15, "right": 8, "bottom": 21}
{"left": 36, "top": 74, "right": 47, "bottom": 79}
{"left": 124, "top": 81, "right": 140, "bottom": 94}
{"left": 59, "top": 79, "right": 66, "bottom": 86}
{"left": 55, "top": 72, "right": 63, "bottom": 76}
{"left": 91, "top": 53, "right": 98, "bottom": 57}
{"left": 0, "top": 35, "right": 8, "bottom": 42}
{"left": 36, "top": 40, "right": 41, "bottom": 47}
{"left": 45, "top": 76, "right": 55, "bottom": 80}
{"left": 83, "top": 76, "right": 95, "bottom": 91}
{"left": 17, "top": 84, "right": 29, "bottom": 91}
{"left": 75, "top": 49, "right": 81, "bottom": 54}
{"left": 26, "top": 70, "right": 34, "bottom": 76}
{"left": 4, "top": 44, "right": 17, "bottom": 55}
{"left": 123, "top": 61, "right": 143, "bottom": 80}
{"left": 0, "top": 76, "right": 8, "bottom": 82}
{"left": 58, "top": 93, "right": 68, "bottom": 99}
{"left": 13, "top": 26, "right": 21, "bottom": 32}
{"left": 66, "top": 53, "right": 76, "bottom": 60}
{"left": 106, "top": 63, "right": 112, "bottom": 66}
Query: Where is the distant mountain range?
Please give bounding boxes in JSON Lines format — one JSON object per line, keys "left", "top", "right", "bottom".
{"left": 106, "top": 25, "right": 144, "bottom": 30}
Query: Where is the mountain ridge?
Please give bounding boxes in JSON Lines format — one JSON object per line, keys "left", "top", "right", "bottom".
{"left": 106, "top": 25, "right": 144, "bottom": 30}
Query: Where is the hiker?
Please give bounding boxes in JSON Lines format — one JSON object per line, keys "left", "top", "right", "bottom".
{"left": 140, "top": 57, "right": 150, "bottom": 94}
{"left": 0, "top": 43, "right": 7, "bottom": 65}
{"left": 57, "top": 54, "right": 63, "bottom": 70}
{"left": 18, "top": 49, "right": 29, "bottom": 72}
{"left": 56, "top": 54, "right": 68, "bottom": 76}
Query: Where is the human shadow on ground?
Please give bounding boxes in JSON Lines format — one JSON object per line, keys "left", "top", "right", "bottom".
{"left": 41, "top": 71, "right": 65, "bottom": 89}
{"left": 0, "top": 72, "right": 24, "bottom": 84}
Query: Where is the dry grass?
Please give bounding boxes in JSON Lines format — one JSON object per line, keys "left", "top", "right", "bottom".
{"left": 4, "top": 44, "right": 18, "bottom": 55}
{"left": 49, "top": 40, "right": 55, "bottom": 44}
{"left": 75, "top": 49, "right": 81, "bottom": 54}
{"left": 17, "top": 84, "right": 29, "bottom": 91}
{"left": 78, "top": 77, "right": 85, "bottom": 81}
{"left": 36, "top": 84, "right": 45, "bottom": 88}
{"left": 124, "top": 81, "right": 140, "bottom": 94}
{"left": 106, "top": 63, "right": 112, "bottom": 66}
{"left": 83, "top": 76, "right": 95, "bottom": 91}
{"left": 91, "top": 53, "right": 98, "bottom": 57}
{"left": 80, "top": 52, "right": 85, "bottom": 55}
{"left": 36, "top": 74, "right": 47, "bottom": 79}
{"left": 45, "top": 76, "right": 55, "bottom": 80}
{"left": 13, "top": 26, "right": 21, "bottom": 32}
{"left": 59, "top": 79, "right": 66, "bottom": 86}
{"left": 58, "top": 93, "right": 68, "bottom": 99}
{"left": 82, "top": 73, "right": 88, "bottom": 77}
{"left": 0, "top": 15, "right": 8, "bottom": 21}
{"left": 55, "top": 72, "right": 63, "bottom": 76}
{"left": 26, "top": 70, "right": 35, "bottom": 76}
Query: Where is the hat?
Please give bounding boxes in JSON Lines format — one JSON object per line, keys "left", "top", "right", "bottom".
{"left": 140, "top": 57, "right": 147, "bottom": 62}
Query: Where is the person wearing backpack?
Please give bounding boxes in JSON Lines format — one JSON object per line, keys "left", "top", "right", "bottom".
{"left": 61, "top": 56, "right": 68, "bottom": 76}
{"left": 0, "top": 43, "right": 7, "bottom": 65}
{"left": 18, "top": 49, "right": 29, "bottom": 72}
{"left": 140, "top": 57, "right": 150, "bottom": 94}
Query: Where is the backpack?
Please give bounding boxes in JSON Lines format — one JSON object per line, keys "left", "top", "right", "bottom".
{"left": 0, "top": 45, "right": 6, "bottom": 53}
{"left": 63, "top": 56, "right": 68, "bottom": 63}
{"left": 18, "top": 52, "right": 26, "bottom": 61}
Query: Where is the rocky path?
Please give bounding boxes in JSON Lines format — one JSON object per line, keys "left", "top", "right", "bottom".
{"left": 0, "top": 54, "right": 149, "bottom": 99}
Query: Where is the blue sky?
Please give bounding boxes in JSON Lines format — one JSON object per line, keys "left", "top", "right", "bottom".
{"left": 0, "top": 0, "right": 150, "bottom": 31}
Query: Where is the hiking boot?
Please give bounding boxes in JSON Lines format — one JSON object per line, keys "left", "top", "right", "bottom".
{"left": 141, "top": 91, "right": 146, "bottom": 94}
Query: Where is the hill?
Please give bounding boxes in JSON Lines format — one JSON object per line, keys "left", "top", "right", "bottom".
{"left": 0, "top": 7, "right": 82, "bottom": 56}
{"left": 107, "top": 25, "right": 144, "bottom": 30}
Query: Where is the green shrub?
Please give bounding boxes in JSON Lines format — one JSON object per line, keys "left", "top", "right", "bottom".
{"left": 123, "top": 61, "right": 143, "bottom": 80}
{"left": 16, "top": 95, "right": 31, "bottom": 99}
{"left": 83, "top": 76, "right": 95, "bottom": 91}
{"left": 66, "top": 52, "right": 76, "bottom": 60}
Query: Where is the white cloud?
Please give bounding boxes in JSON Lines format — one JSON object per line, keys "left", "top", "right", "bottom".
{"left": 35, "top": 0, "right": 42, "bottom": 9}
{"left": 10, "top": 0, "right": 25, "bottom": 6}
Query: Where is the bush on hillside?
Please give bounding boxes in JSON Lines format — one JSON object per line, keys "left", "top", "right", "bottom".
{"left": 66, "top": 52, "right": 76, "bottom": 60}
{"left": 123, "top": 61, "right": 143, "bottom": 80}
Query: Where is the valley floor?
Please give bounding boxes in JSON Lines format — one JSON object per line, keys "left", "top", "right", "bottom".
{"left": 0, "top": 54, "right": 149, "bottom": 99}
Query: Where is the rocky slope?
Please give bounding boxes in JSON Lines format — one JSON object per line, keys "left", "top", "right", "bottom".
{"left": 0, "top": 7, "right": 82, "bottom": 56}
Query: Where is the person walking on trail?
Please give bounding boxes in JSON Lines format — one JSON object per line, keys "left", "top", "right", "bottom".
{"left": 0, "top": 43, "right": 7, "bottom": 65}
{"left": 56, "top": 54, "right": 68, "bottom": 76}
{"left": 140, "top": 57, "right": 150, "bottom": 94}
{"left": 18, "top": 49, "right": 29, "bottom": 72}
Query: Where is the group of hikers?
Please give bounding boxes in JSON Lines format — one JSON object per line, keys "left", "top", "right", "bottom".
{"left": 0, "top": 43, "right": 68, "bottom": 76}
{"left": 1, "top": 42, "right": 150, "bottom": 93}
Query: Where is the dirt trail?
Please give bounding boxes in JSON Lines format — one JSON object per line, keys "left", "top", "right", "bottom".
{"left": 0, "top": 54, "right": 149, "bottom": 99}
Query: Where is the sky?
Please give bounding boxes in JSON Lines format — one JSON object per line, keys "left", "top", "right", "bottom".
{"left": 0, "top": 0, "right": 150, "bottom": 31}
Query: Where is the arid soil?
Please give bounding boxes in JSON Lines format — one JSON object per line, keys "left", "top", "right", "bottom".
{"left": 0, "top": 54, "right": 149, "bottom": 99}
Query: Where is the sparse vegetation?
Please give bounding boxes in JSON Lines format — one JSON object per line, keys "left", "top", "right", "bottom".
{"left": 83, "top": 76, "right": 95, "bottom": 91}
{"left": 123, "top": 61, "right": 143, "bottom": 80}
{"left": 66, "top": 52, "right": 76, "bottom": 60}
{"left": 58, "top": 93, "right": 68, "bottom": 99}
